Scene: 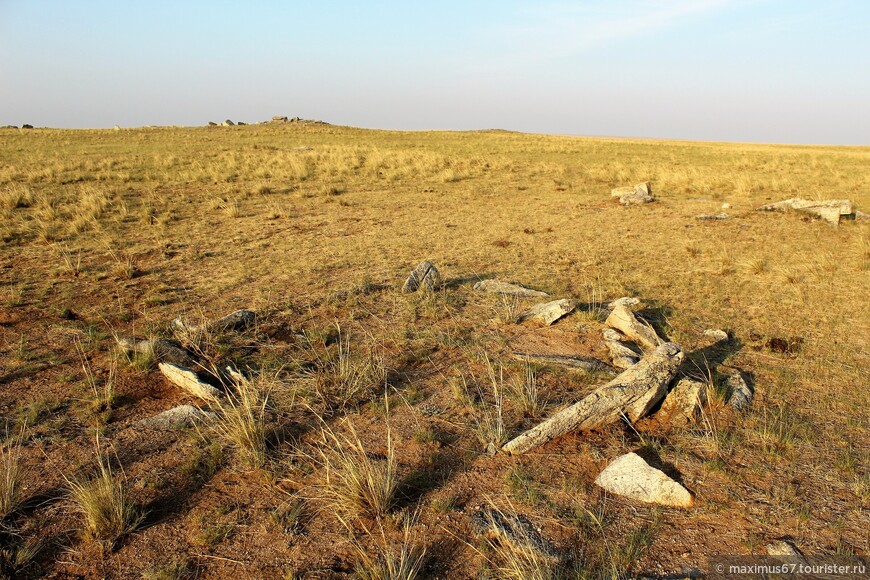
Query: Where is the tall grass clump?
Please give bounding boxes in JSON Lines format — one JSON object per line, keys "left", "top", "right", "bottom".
{"left": 211, "top": 373, "right": 273, "bottom": 469}
{"left": 318, "top": 417, "right": 397, "bottom": 521}
{"left": 0, "top": 428, "right": 25, "bottom": 518}
{"left": 67, "top": 444, "right": 143, "bottom": 543}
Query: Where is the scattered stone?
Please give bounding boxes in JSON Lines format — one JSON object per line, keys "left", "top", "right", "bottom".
{"left": 469, "top": 505, "right": 560, "bottom": 562}
{"left": 115, "top": 336, "right": 195, "bottom": 367}
{"left": 289, "top": 146, "right": 313, "bottom": 151}
{"left": 113, "top": 125, "right": 121, "bottom": 131}
{"left": 207, "top": 121, "right": 218, "bottom": 126}
{"left": 511, "top": 352, "right": 611, "bottom": 372}
{"left": 703, "top": 328, "right": 729, "bottom": 342}
{"left": 856, "top": 210, "right": 869, "bottom": 222}
{"left": 611, "top": 182, "right": 654, "bottom": 205}
{"left": 21, "top": 124, "right": 33, "bottom": 129}
{"left": 594, "top": 452, "right": 693, "bottom": 507}
{"left": 222, "top": 119, "right": 235, "bottom": 126}
{"left": 516, "top": 299, "right": 575, "bottom": 326}
{"left": 473, "top": 279, "right": 549, "bottom": 297}
{"left": 722, "top": 367, "right": 752, "bottom": 410}
{"left": 721, "top": 203, "right": 732, "bottom": 210}
{"left": 756, "top": 198, "right": 853, "bottom": 225}
{"left": 766, "top": 540, "right": 804, "bottom": 558}
{"left": 696, "top": 213, "right": 729, "bottom": 220}
{"left": 172, "top": 309, "right": 256, "bottom": 335}
{"left": 658, "top": 378, "right": 708, "bottom": 425}
{"left": 237, "top": 121, "right": 247, "bottom": 126}
{"left": 401, "top": 260, "right": 441, "bottom": 293}
{"left": 607, "top": 296, "right": 640, "bottom": 310}
{"left": 602, "top": 328, "right": 641, "bottom": 369}
{"left": 605, "top": 302, "right": 662, "bottom": 351}
{"left": 136, "top": 405, "right": 213, "bottom": 430}
{"left": 2, "top": 125, "right": 18, "bottom": 129}
{"left": 271, "top": 115, "right": 289, "bottom": 122}
{"left": 158, "top": 363, "right": 222, "bottom": 402}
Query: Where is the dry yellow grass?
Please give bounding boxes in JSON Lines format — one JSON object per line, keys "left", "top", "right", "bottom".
{"left": 0, "top": 123, "right": 867, "bottom": 576}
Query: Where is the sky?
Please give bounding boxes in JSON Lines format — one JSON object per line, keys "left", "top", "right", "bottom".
{"left": 1, "top": 0, "right": 868, "bottom": 144}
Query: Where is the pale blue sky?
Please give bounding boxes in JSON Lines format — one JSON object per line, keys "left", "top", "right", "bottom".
{"left": 1, "top": 0, "right": 868, "bottom": 144}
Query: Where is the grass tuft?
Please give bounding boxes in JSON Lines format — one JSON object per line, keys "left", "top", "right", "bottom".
{"left": 67, "top": 445, "right": 143, "bottom": 543}
{"left": 318, "top": 416, "right": 397, "bottom": 521}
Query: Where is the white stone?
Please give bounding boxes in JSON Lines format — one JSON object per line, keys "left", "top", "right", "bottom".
{"left": 517, "top": 299, "right": 575, "bottom": 325}
{"left": 159, "top": 362, "right": 222, "bottom": 402}
{"left": 137, "top": 405, "right": 213, "bottom": 430}
{"left": 594, "top": 452, "right": 693, "bottom": 507}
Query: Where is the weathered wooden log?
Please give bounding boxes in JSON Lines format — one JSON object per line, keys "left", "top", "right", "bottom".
{"left": 510, "top": 352, "right": 612, "bottom": 373}
{"left": 158, "top": 362, "right": 222, "bottom": 402}
{"left": 115, "top": 336, "right": 196, "bottom": 367}
{"left": 604, "top": 302, "right": 662, "bottom": 351}
{"left": 517, "top": 299, "right": 575, "bottom": 326}
{"left": 502, "top": 343, "right": 683, "bottom": 455}
{"left": 473, "top": 279, "right": 549, "bottom": 298}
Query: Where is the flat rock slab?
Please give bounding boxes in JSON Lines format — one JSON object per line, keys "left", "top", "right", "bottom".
{"left": 612, "top": 182, "right": 654, "bottom": 206}
{"left": 658, "top": 378, "right": 707, "bottom": 425}
{"left": 697, "top": 213, "right": 730, "bottom": 220}
{"left": 401, "top": 260, "right": 441, "bottom": 293}
{"left": 517, "top": 299, "right": 575, "bottom": 326}
{"left": 473, "top": 279, "right": 549, "bottom": 297}
{"left": 594, "top": 452, "right": 693, "bottom": 507}
{"left": 756, "top": 198, "right": 853, "bottom": 225}
{"left": 158, "top": 362, "right": 222, "bottom": 402}
{"left": 511, "top": 352, "right": 612, "bottom": 373}
{"left": 136, "top": 405, "right": 213, "bottom": 430}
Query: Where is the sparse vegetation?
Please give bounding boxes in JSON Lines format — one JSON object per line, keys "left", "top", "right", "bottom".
{"left": 0, "top": 123, "right": 867, "bottom": 576}
{"left": 67, "top": 446, "right": 143, "bottom": 543}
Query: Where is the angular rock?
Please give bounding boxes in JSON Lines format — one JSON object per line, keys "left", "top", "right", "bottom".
{"left": 607, "top": 296, "right": 640, "bottom": 310}
{"left": 473, "top": 279, "right": 549, "bottom": 298}
{"left": 172, "top": 309, "right": 256, "bottom": 335}
{"left": 658, "top": 378, "right": 708, "bottom": 425}
{"left": 21, "top": 124, "right": 33, "bottom": 129}
{"left": 207, "top": 121, "right": 217, "bottom": 126}
{"left": 697, "top": 213, "right": 729, "bottom": 220}
{"left": 855, "top": 210, "right": 869, "bottom": 222}
{"left": 594, "top": 452, "right": 693, "bottom": 507}
{"left": 723, "top": 367, "right": 752, "bottom": 410}
{"left": 136, "top": 405, "right": 213, "bottom": 430}
{"left": 115, "top": 336, "right": 195, "bottom": 367}
{"left": 605, "top": 303, "right": 662, "bottom": 351}
{"left": 271, "top": 115, "right": 288, "bottom": 122}
{"left": 469, "top": 505, "right": 560, "bottom": 562}
{"left": 401, "top": 260, "right": 441, "bottom": 293}
{"left": 503, "top": 343, "right": 683, "bottom": 454}
{"left": 510, "top": 352, "right": 612, "bottom": 372}
{"left": 766, "top": 540, "right": 804, "bottom": 558}
{"left": 756, "top": 198, "right": 853, "bottom": 225}
{"left": 517, "top": 299, "right": 575, "bottom": 326}
{"left": 158, "top": 362, "right": 222, "bottom": 402}
{"left": 611, "top": 182, "right": 654, "bottom": 206}
{"left": 222, "top": 120, "right": 235, "bottom": 126}
{"left": 703, "top": 329, "right": 729, "bottom": 343}
{"left": 602, "top": 328, "right": 641, "bottom": 369}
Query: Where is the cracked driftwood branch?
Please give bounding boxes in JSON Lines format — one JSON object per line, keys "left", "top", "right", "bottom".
{"left": 502, "top": 342, "right": 684, "bottom": 455}
{"left": 605, "top": 301, "right": 663, "bottom": 351}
